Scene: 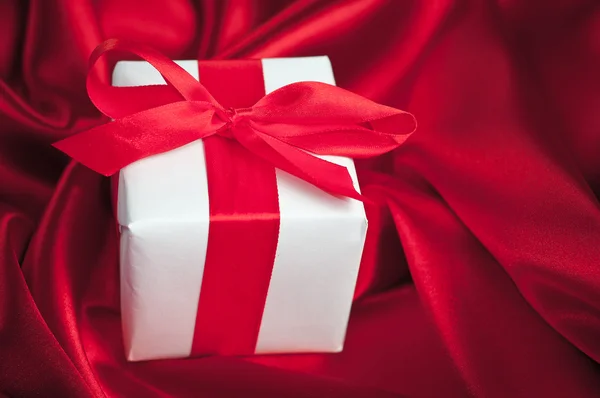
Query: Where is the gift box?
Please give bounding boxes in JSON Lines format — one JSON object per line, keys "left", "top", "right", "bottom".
{"left": 111, "top": 57, "right": 368, "bottom": 361}
{"left": 54, "top": 40, "right": 414, "bottom": 362}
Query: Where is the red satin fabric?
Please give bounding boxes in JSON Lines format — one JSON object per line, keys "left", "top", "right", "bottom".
{"left": 2, "top": 1, "right": 600, "bottom": 397}
{"left": 193, "top": 60, "right": 280, "bottom": 356}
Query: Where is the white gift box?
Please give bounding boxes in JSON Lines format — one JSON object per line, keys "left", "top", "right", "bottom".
{"left": 113, "top": 57, "right": 368, "bottom": 361}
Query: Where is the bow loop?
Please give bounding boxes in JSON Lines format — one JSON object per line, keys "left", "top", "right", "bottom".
{"left": 53, "top": 39, "right": 417, "bottom": 201}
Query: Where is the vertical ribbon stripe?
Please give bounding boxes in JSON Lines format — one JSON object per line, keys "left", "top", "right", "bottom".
{"left": 191, "top": 60, "right": 280, "bottom": 355}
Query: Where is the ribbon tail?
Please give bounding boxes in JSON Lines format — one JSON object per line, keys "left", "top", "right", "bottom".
{"left": 54, "top": 102, "right": 220, "bottom": 176}
{"left": 238, "top": 126, "right": 364, "bottom": 201}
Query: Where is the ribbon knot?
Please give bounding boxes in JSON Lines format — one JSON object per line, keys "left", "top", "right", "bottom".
{"left": 53, "top": 39, "right": 417, "bottom": 202}
{"left": 225, "top": 107, "right": 237, "bottom": 120}
{"left": 213, "top": 107, "right": 238, "bottom": 139}
{"left": 214, "top": 107, "right": 253, "bottom": 139}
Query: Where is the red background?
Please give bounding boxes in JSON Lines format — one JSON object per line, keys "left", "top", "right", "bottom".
{"left": 2, "top": 0, "right": 600, "bottom": 397}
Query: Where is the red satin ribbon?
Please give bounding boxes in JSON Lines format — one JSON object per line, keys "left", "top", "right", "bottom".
{"left": 53, "top": 39, "right": 417, "bottom": 356}
{"left": 53, "top": 39, "right": 417, "bottom": 202}
{"left": 193, "top": 60, "right": 279, "bottom": 355}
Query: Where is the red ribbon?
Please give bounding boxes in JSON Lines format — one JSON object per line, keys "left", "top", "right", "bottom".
{"left": 53, "top": 39, "right": 416, "bottom": 202}
{"left": 193, "top": 59, "right": 280, "bottom": 355}
{"left": 53, "top": 39, "right": 417, "bottom": 356}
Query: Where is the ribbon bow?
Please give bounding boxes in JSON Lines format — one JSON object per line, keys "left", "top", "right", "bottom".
{"left": 54, "top": 39, "right": 416, "bottom": 201}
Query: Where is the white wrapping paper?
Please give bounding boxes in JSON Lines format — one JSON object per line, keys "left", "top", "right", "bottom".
{"left": 113, "top": 57, "right": 368, "bottom": 361}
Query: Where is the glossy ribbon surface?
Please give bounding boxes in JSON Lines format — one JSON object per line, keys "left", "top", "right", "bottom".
{"left": 53, "top": 39, "right": 417, "bottom": 201}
